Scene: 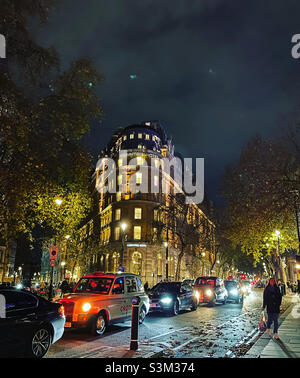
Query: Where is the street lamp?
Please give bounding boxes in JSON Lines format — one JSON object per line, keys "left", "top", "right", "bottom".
{"left": 164, "top": 237, "right": 169, "bottom": 281}
{"left": 54, "top": 198, "right": 63, "bottom": 206}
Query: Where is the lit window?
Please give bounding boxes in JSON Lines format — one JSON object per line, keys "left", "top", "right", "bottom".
{"left": 154, "top": 175, "right": 158, "bottom": 186}
{"left": 115, "top": 227, "right": 120, "bottom": 241}
{"left": 145, "top": 134, "right": 150, "bottom": 140}
{"left": 118, "top": 175, "right": 122, "bottom": 185}
{"left": 136, "top": 172, "right": 142, "bottom": 184}
{"left": 130, "top": 133, "right": 134, "bottom": 139}
{"left": 115, "top": 208, "right": 121, "bottom": 220}
{"left": 134, "top": 226, "right": 141, "bottom": 240}
{"left": 123, "top": 135, "right": 127, "bottom": 141}
{"left": 137, "top": 156, "right": 144, "bottom": 165}
{"left": 138, "top": 133, "right": 143, "bottom": 139}
{"left": 118, "top": 159, "right": 123, "bottom": 167}
{"left": 116, "top": 192, "right": 121, "bottom": 201}
{"left": 154, "top": 159, "right": 159, "bottom": 168}
{"left": 154, "top": 209, "right": 158, "bottom": 221}
{"left": 134, "top": 208, "right": 142, "bottom": 219}
{"left": 138, "top": 144, "right": 142, "bottom": 149}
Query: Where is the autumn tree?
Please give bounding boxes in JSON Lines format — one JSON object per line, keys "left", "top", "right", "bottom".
{"left": 0, "top": 1, "right": 104, "bottom": 275}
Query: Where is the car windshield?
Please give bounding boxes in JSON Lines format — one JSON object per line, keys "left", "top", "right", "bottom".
{"left": 225, "top": 281, "right": 237, "bottom": 288}
{"left": 151, "top": 282, "right": 181, "bottom": 293}
{"left": 195, "top": 278, "right": 216, "bottom": 286}
{"left": 74, "top": 277, "right": 113, "bottom": 294}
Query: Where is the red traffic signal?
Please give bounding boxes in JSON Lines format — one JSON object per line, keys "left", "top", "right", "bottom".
{"left": 50, "top": 245, "right": 58, "bottom": 260}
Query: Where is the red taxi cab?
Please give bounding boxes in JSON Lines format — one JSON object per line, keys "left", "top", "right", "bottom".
{"left": 56, "top": 272, "right": 150, "bottom": 335}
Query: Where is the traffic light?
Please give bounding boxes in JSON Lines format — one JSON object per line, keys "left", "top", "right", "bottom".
{"left": 50, "top": 245, "right": 58, "bottom": 260}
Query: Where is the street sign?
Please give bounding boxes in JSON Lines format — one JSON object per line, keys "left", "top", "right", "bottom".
{"left": 50, "top": 259, "right": 56, "bottom": 267}
{"left": 50, "top": 245, "right": 58, "bottom": 260}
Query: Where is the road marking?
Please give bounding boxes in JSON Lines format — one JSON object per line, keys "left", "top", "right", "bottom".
{"left": 172, "top": 336, "right": 202, "bottom": 351}
{"left": 146, "top": 327, "right": 189, "bottom": 341}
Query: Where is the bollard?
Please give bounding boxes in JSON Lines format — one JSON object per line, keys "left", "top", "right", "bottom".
{"left": 130, "top": 296, "right": 140, "bottom": 351}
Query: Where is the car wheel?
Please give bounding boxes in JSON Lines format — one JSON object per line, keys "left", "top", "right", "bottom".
{"left": 190, "top": 299, "right": 198, "bottom": 311}
{"left": 139, "top": 306, "right": 146, "bottom": 324}
{"left": 91, "top": 313, "right": 107, "bottom": 335}
{"left": 170, "top": 300, "right": 179, "bottom": 316}
{"left": 27, "top": 327, "right": 52, "bottom": 358}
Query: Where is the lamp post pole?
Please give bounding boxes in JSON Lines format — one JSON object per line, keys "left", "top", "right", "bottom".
{"left": 164, "top": 228, "right": 169, "bottom": 281}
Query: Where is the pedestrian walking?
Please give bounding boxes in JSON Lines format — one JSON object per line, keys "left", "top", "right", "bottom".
{"left": 262, "top": 277, "right": 282, "bottom": 340}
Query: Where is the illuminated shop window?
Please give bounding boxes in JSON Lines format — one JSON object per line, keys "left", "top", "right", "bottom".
{"left": 145, "top": 134, "right": 150, "bottom": 140}
{"left": 138, "top": 133, "right": 143, "bottom": 139}
{"left": 130, "top": 133, "right": 134, "bottom": 139}
{"left": 136, "top": 172, "right": 142, "bottom": 184}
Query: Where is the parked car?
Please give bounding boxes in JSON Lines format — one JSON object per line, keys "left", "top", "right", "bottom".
{"left": 56, "top": 272, "right": 150, "bottom": 335}
{"left": 194, "top": 276, "right": 228, "bottom": 306}
{"left": 0, "top": 288, "right": 65, "bottom": 358}
{"left": 224, "top": 280, "right": 244, "bottom": 304}
{"left": 182, "top": 279, "right": 195, "bottom": 287}
{"left": 148, "top": 281, "right": 198, "bottom": 315}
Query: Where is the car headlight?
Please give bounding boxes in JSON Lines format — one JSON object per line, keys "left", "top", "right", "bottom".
{"left": 160, "top": 297, "right": 173, "bottom": 304}
{"left": 205, "top": 289, "right": 213, "bottom": 296}
{"left": 82, "top": 302, "right": 92, "bottom": 312}
{"left": 230, "top": 289, "right": 238, "bottom": 295}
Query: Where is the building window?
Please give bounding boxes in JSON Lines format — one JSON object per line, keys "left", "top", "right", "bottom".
{"left": 123, "top": 135, "right": 127, "bottom": 141}
{"left": 134, "top": 226, "right": 141, "bottom": 240}
{"left": 130, "top": 133, "right": 134, "bottom": 139}
{"left": 134, "top": 208, "right": 142, "bottom": 220}
{"left": 154, "top": 175, "right": 158, "bottom": 186}
{"left": 136, "top": 172, "right": 142, "bottom": 184}
{"left": 115, "top": 208, "right": 121, "bottom": 220}
{"left": 154, "top": 159, "right": 159, "bottom": 168}
{"left": 154, "top": 209, "right": 158, "bottom": 221}
{"left": 145, "top": 134, "right": 150, "bottom": 140}
{"left": 138, "top": 133, "right": 143, "bottom": 139}
{"left": 118, "top": 159, "right": 123, "bottom": 167}
{"left": 137, "top": 156, "right": 144, "bottom": 165}
{"left": 114, "top": 227, "right": 120, "bottom": 241}
{"left": 138, "top": 144, "right": 142, "bottom": 149}
{"left": 118, "top": 174, "right": 122, "bottom": 185}
{"left": 116, "top": 192, "right": 121, "bottom": 201}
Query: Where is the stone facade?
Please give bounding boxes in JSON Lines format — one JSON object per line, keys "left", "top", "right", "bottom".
{"left": 87, "top": 121, "right": 216, "bottom": 284}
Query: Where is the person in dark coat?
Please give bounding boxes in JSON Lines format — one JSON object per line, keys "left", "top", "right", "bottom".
{"left": 262, "top": 277, "right": 282, "bottom": 339}
{"left": 60, "top": 279, "right": 71, "bottom": 297}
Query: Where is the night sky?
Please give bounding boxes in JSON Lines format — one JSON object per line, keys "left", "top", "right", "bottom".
{"left": 32, "top": 0, "right": 300, "bottom": 203}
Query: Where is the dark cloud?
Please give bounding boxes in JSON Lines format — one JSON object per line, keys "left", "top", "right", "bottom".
{"left": 32, "top": 0, "right": 300, "bottom": 202}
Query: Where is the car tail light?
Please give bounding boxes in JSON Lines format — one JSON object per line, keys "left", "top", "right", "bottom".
{"left": 58, "top": 305, "right": 65, "bottom": 316}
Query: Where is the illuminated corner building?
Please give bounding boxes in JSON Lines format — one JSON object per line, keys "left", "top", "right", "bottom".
{"left": 93, "top": 120, "right": 216, "bottom": 285}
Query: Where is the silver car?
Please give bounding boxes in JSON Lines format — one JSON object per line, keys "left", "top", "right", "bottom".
{"left": 57, "top": 272, "right": 150, "bottom": 335}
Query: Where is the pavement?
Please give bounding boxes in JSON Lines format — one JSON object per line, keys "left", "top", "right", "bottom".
{"left": 245, "top": 293, "right": 300, "bottom": 358}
